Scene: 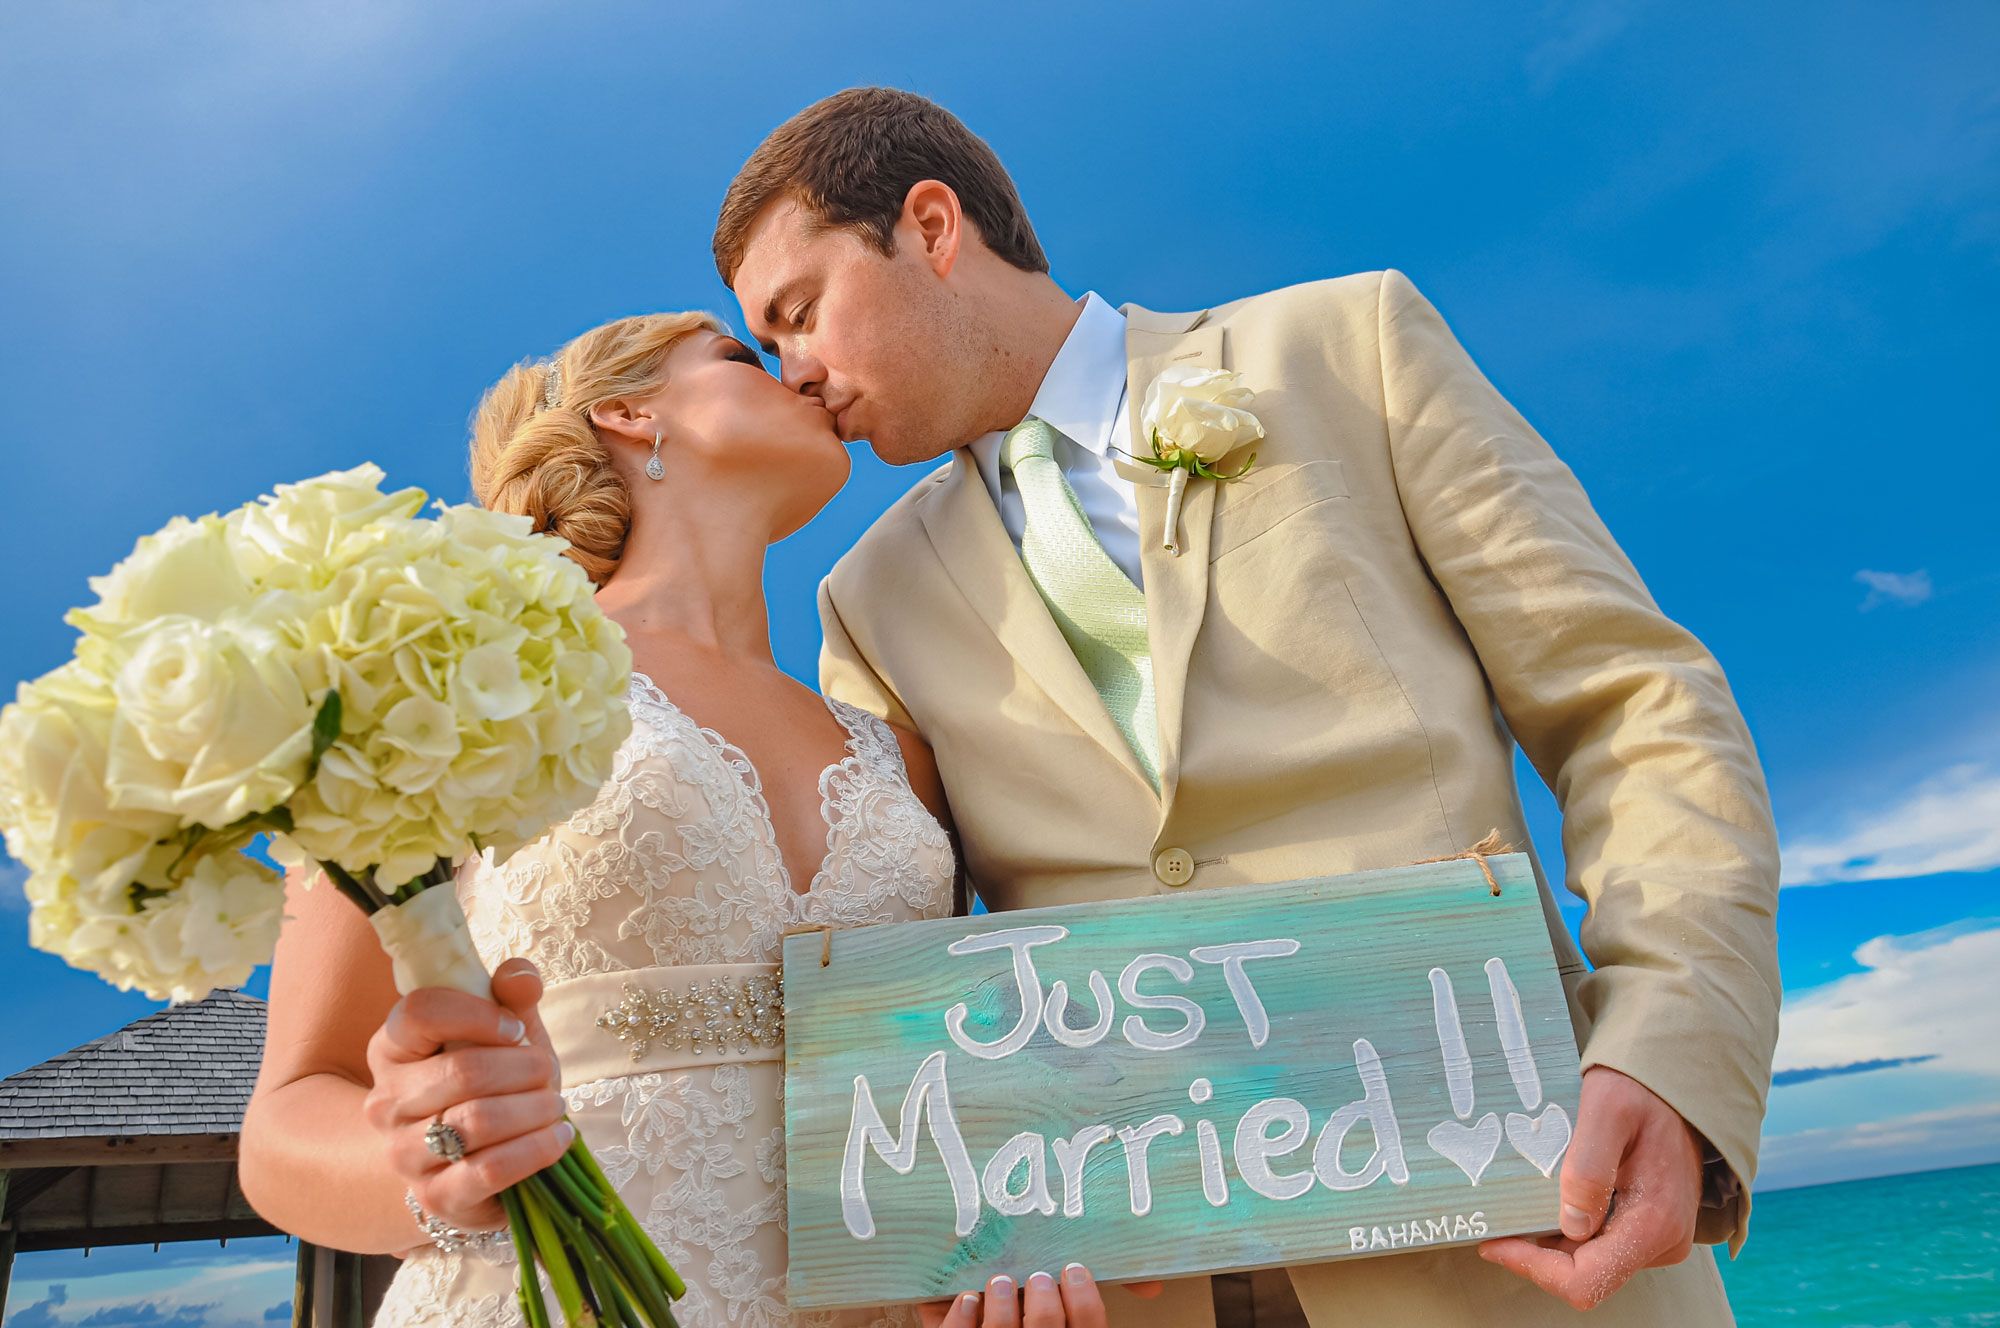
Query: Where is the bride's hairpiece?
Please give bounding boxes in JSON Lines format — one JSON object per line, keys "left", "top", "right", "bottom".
{"left": 543, "top": 362, "right": 564, "bottom": 411}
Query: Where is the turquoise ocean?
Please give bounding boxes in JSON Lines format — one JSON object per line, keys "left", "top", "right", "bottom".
{"left": 1718, "top": 1163, "right": 1999, "bottom": 1327}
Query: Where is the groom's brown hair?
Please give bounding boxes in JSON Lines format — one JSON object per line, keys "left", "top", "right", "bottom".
{"left": 712, "top": 87, "right": 1048, "bottom": 284}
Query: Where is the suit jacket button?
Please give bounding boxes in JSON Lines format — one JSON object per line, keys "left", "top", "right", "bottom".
{"left": 1154, "top": 848, "right": 1195, "bottom": 887}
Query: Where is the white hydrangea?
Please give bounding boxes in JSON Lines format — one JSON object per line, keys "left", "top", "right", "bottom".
{"left": 279, "top": 499, "right": 631, "bottom": 888}
{"left": 25, "top": 842, "right": 286, "bottom": 1003}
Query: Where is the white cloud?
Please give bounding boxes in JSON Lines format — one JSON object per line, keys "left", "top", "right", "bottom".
{"left": 8, "top": 1255, "right": 296, "bottom": 1328}
{"left": 1780, "top": 763, "right": 2000, "bottom": 886}
{"left": 1761, "top": 923, "right": 2000, "bottom": 1188}
{"left": 1855, "top": 568, "right": 1933, "bottom": 610}
{"left": 1524, "top": 0, "right": 1652, "bottom": 91}
{"left": 1758, "top": 1098, "right": 2000, "bottom": 1191}
{"left": 1774, "top": 921, "right": 2000, "bottom": 1077}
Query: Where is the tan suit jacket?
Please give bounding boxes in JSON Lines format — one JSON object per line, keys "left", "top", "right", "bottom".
{"left": 817, "top": 271, "right": 1778, "bottom": 1327}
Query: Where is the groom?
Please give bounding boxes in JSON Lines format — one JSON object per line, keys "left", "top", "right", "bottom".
{"left": 714, "top": 89, "right": 1778, "bottom": 1327}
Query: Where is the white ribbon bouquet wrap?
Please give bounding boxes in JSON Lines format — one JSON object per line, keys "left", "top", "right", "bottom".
{"left": 0, "top": 465, "right": 684, "bottom": 1328}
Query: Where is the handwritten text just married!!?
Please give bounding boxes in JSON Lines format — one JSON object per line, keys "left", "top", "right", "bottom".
{"left": 836, "top": 925, "right": 1574, "bottom": 1241}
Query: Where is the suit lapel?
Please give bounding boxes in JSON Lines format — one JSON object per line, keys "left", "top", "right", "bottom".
{"left": 916, "top": 450, "right": 1155, "bottom": 793}
{"left": 1124, "top": 309, "right": 1225, "bottom": 818}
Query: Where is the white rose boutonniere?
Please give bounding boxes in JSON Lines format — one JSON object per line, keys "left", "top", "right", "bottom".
{"left": 1135, "top": 364, "right": 1266, "bottom": 554}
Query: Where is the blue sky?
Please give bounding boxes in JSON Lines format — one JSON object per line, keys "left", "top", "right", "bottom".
{"left": 1, "top": 0, "right": 1996, "bottom": 1318}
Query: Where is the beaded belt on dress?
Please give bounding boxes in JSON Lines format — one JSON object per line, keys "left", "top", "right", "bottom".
{"left": 537, "top": 963, "right": 785, "bottom": 1090}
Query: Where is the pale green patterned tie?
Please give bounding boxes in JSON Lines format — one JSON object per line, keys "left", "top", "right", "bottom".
{"left": 1002, "top": 417, "right": 1159, "bottom": 789}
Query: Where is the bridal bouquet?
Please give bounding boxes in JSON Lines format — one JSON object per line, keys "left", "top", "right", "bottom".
{"left": 0, "top": 465, "right": 682, "bottom": 1328}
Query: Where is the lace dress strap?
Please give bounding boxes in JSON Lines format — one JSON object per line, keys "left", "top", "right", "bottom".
{"left": 820, "top": 695, "right": 911, "bottom": 784}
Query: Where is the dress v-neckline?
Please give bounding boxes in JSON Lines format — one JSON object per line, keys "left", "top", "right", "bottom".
{"left": 630, "top": 669, "right": 857, "bottom": 901}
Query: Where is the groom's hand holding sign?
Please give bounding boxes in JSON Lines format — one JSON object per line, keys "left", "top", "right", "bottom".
{"left": 1480, "top": 1066, "right": 1705, "bottom": 1310}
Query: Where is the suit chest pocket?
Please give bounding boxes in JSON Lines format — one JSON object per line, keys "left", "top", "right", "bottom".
{"left": 1210, "top": 459, "right": 1349, "bottom": 561}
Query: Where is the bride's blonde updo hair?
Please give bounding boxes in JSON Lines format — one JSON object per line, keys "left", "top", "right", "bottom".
{"left": 469, "top": 311, "right": 722, "bottom": 585}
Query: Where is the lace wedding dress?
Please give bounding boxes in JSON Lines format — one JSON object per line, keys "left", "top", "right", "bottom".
{"left": 371, "top": 672, "right": 956, "bottom": 1328}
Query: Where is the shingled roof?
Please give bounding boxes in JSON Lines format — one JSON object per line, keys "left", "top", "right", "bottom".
{"left": 0, "top": 989, "right": 265, "bottom": 1140}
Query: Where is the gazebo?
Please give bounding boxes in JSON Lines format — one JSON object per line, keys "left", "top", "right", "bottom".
{"left": 0, "top": 989, "right": 395, "bottom": 1325}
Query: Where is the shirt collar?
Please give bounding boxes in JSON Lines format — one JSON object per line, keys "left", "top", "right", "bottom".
{"left": 1024, "top": 291, "right": 1128, "bottom": 456}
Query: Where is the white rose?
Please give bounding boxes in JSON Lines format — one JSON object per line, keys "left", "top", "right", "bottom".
{"left": 104, "top": 617, "right": 316, "bottom": 829}
{"left": 0, "top": 663, "right": 177, "bottom": 890}
{"left": 1139, "top": 365, "right": 1266, "bottom": 466}
{"left": 67, "top": 514, "right": 256, "bottom": 651}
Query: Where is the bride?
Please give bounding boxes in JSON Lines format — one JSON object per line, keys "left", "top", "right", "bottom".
{"left": 240, "top": 313, "right": 1137, "bottom": 1328}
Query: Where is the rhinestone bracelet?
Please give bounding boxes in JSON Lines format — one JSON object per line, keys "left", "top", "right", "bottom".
{"left": 405, "top": 1190, "right": 511, "bottom": 1260}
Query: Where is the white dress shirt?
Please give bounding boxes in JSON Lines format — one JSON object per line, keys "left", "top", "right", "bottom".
{"left": 969, "top": 292, "right": 1145, "bottom": 587}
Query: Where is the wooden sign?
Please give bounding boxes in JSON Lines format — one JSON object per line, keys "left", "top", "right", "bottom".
{"left": 781, "top": 854, "right": 1580, "bottom": 1309}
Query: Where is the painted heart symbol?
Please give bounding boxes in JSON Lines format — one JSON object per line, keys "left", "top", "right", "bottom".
{"left": 1426, "top": 1112, "right": 1501, "bottom": 1184}
{"left": 1506, "top": 1104, "right": 1573, "bottom": 1177}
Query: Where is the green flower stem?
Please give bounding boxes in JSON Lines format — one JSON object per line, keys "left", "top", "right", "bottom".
{"left": 528, "top": 1169, "right": 679, "bottom": 1328}
{"left": 597, "top": 1229, "right": 676, "bottom": 1328}
{"left": 522, "top": 1184, "right": 593, "bottom": 1328}
{"left": 316, "top": 858, "right": 390, "bottom": 913}
{"left": 606, "top": 1222, "right": 680, "bottom": 1326}
{"left": 567, "top": 1139, "right": 687, "bottom": 1300}
{"left": 544, "top": 1151, "right": 609, "bottom": 1222}
{"left": 524, "top": 1184, "right": 600, "bottom": 1328}
{"left": 501, "top": 1189, "right": 554, "bottom": 1328}
{"left": 582, "top": 1217, "right": 665, "bottom": 1328}
{"left": 533, "top": 1170, "right": 670, "bottom": 1328}
{"left": 387, "top": 857, "right": 459, "bottom": 904}
{"left": 565, "top": 1212, "right": 633, "bottom": 1328}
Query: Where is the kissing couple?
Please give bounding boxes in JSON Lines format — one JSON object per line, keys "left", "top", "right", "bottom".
{"left": 241, "top": 88, "right": 1779, "bottom": 1328}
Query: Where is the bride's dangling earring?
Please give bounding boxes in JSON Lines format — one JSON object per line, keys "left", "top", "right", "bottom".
{"left": 645, "top": 430, "right": 665, "bottom": 482}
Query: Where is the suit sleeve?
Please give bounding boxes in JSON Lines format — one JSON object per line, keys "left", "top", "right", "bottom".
{"left": 817, "top": 574, "right": 916, "bottom": 732}
{"left": 1374, "top": 268, "right": 1781, "bottom": 1251}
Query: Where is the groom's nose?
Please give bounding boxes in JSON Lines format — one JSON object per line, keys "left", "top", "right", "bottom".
{"left": 779, "top": 351, "right": 826, "bottom": 400}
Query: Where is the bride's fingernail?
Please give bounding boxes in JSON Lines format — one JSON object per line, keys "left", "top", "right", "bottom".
{"left": 1029, "top": 1272, "right": 1055, "bottom": 1291}
{"left": 987, "top": 1275, "right": 1013, "bottom": 1298}
{"left": 498, "top": 1014, "right": 525, "bottom": 1042}
{"left": 1062, "top": 1264, "right": 1088, "bottom": 1284}
{"left": 555, "top": 1121, "right": 576, "bottom": 1147}
{"left": 958, "top": 1293, "right": 979, "bottom": 1315}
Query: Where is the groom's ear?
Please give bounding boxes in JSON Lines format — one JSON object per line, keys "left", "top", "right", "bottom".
{"left": 900, "top": 179, "right": 964, "bottom": 279}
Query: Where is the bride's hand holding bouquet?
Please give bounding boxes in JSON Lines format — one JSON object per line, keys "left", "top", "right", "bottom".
{"left": 0, "top": 465, "right": 681, "bottom": 1328}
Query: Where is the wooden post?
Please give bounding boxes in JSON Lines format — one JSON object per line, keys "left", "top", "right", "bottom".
{"left": 1, "top": 1170, "right": 16, "bottom": 1320}
{"left": 344, "top": 1249, "right": 365, "bottom": 1328}
{"left": 311, "top": 1243, "right": 336, "bottom": 1328}
{"left": 292, "top": 1237, "right": 314, "bottom": 1328}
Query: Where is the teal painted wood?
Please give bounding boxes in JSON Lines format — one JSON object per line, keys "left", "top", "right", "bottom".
{"left": 782, "top": 854, "right": 1579, "bottom": 1309}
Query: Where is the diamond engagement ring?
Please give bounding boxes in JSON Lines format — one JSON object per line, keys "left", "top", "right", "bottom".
{"left": 424, "top": 1118, "right": 468, "bottom": 1162}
